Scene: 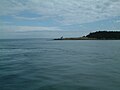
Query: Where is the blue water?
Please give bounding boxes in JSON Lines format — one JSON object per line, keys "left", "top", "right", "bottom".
{"left": 0, "top": 39, "right": 120, "bottom": 90}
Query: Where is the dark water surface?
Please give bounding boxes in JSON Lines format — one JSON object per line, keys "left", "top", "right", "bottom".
{"left": 0, "top": 39, "right": 120, "bottom": 90}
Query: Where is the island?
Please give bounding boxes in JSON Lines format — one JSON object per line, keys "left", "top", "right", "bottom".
{"left": 54, "top": 31, "right": 120, "bottom": 40}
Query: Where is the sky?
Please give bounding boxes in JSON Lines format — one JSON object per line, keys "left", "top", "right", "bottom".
{"left": 0, "top": 0, "right": 120, "bottom": 39}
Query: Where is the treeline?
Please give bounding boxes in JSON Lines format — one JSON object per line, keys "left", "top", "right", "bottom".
{"left": 86, "top": 31, "right": 120, "bottom": 39}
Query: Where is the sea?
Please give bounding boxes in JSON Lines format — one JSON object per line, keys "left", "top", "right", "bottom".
{"left": 0, "top": 38, "right": 120, "bottom": 90}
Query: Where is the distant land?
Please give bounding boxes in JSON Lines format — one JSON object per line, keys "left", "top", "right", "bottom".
{"left": 54, "top": 31, "right": 120, "bottom": 40}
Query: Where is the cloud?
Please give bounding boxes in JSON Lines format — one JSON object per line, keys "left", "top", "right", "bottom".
{"left": 0, "top": 0, "right": 120, "bottom": 25}
{"left": 13, "top": 15, "right": 39, "bottom": 21}
{"left": 16, "top": 26, "right": 61, "bottom": 32}
{"left": 0, "top": 25, "right": 61, "bottom": 33}
{"left": 0, "top": 0, "right": 26, "bottom": 15}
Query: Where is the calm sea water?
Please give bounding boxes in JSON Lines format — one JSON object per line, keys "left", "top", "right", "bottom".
{"left": 0, "top": 39, "right": 120, "bottom": 90}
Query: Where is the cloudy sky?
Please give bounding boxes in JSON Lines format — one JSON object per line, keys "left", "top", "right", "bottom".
{"left": 0, "top": 0, "right": 120, "bottom": 38}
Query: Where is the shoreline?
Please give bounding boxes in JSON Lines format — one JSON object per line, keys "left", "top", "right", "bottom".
{"left": 54, "top": 31, "right": 120, "bottom": 40}
{"left": 54, "top": 37, "right": 120, "bottom": 40}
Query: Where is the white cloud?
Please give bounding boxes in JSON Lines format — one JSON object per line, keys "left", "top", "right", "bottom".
{"left": 16, "top": 26, "right": 61, "bottom": 32}
{"left": 0, "top": 25, "right": 61, "bottom": 33}
{"left": 0, "top": 0, "right": 120, "bottom": 25}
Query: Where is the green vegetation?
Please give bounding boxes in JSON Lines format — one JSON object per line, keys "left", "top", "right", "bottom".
{"left": 86, "top": 31, "right": 120, "bottom": 40}
{"left": 54, "top": 31, "right": 120, "bottom": 40}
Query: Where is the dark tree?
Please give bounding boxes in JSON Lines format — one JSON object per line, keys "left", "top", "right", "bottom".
{"left": 86, "top": 31, "right": 120, "bottom": 39}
